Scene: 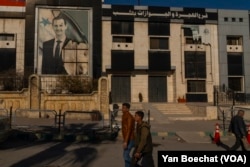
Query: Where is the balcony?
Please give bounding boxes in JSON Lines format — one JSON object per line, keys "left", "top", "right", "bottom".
{"left": 227, "top": 45, "right": 243, "bottom": 52}
{"left": 112, "top": 42, "right": 134, "bottom": 50}
{"left": 184, "top": 44, "right": 206, "bottom": 51}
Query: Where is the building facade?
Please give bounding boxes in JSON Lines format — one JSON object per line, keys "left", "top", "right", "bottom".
{"left": 102, "top": 4, "right": 220, "bottom": 103}
{"left": 102, "top": 1, "right": 250, "bottom": 103}
{"left": 1, "top": 0, "right": 250, "bottom": 104}
{"left": 218, "top": 10, "right": 250, "bottom": 101}
{"left": 0, "top": 0, "right": 102, "bottom": 77}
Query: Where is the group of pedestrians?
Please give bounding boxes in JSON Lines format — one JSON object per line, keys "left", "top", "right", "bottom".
{"left": 120, "top": 103, "right": 249, "bottom": 167}
{"left": 121, "top": 103, "right": 155, "bottom": 167}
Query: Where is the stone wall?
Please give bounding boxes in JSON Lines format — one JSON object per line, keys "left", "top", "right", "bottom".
{"left": 0, "top": 75, "right": 109, "bottom": 118}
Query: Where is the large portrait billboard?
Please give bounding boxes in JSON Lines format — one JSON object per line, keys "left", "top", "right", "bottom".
{"left": 35, "top": 7, "right": 91, "bottom": 75}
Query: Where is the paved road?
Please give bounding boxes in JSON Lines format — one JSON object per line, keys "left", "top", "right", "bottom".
{"left": 0, "top": 120, "right": 239, "bottom": 167}
{"left": 0, "top": 135, "right": 235, "bottom": 167}
{"left": 0, "top": 102, "right": 248, "bottom": 167}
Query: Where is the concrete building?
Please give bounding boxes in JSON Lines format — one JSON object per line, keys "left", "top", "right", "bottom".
{"left": 102, "top": 0, "right": 250, "bottom": 103}
{"left": 102, "top": 4, "right": 219, "bottom": 103}
{"left": 218, "top": 10, "right": 250, "bottom": 101}
{"left": 1, "top": 0, "right": 250, "bottom": 105}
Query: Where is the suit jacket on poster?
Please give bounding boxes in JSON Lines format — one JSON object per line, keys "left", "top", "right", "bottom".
{"left": 42, "top": 38, "right": 70, "bottom": 74}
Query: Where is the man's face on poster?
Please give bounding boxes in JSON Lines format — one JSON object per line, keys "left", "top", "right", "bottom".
{"left": 52, "top": 18, "right": 67, "bottom": 38}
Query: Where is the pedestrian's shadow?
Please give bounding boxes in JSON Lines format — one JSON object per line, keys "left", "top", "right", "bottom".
{"left": 10, "top": 142, "right": 97, "bottom": 167}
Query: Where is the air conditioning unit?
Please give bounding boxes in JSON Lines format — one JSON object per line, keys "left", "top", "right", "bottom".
{"left": 227, "top": 45, "right": 243, "bottom": 52}
{"left": 112, "top": 42, "right": 134, "bottom": 50}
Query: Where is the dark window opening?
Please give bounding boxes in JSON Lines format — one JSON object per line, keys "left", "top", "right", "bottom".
{"left": 227, "top": 36, "right": 243, "bottom": 45}
{"left": 150, "top": 37, "right": 169, "bottom": 50}
{"left": 0, "top": 34, "right": 15, "bottom": 41}
{"left": 0, "top": 48, "right": 16, "bottom": 73}
{"left": 227, "top": 54, "right": 243, "bottom": 75}
{"left": 185, "top": 51, "right": 206, "bottom": 78}
{"left": 111, "top": 50, "right": 134, "bottom": 71}
{"left": 113, "top": 36, "right": 133, "bottom": 43}
{"left": 184, "top": 28, "right": 193, "bottom": 36}
{"left": 185, "top": 37, "right": 202, "bottom": 44}
{"left": 112, "top": 21, "right": 134, "bottom": 35}
{"left": 187, "top": 80, "right": 206, "bottom": 92}
{"left": 148, "top": 22, "right": 170, "bottom": 36}
{"left": 228, "top": 77, "right": 242, "bottom": 91}
{"left": 148, "top": 51, "right": 170, "bottom": 71}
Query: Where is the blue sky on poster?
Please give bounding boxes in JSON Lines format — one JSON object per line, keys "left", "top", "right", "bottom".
{"left": 104, "top": 0, "right": 250, "bottom": 10}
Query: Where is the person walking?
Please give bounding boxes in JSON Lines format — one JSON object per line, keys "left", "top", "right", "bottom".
{"left": 211, "top": 110, "right": 248, "bottom": 151}
{"left": 121, "top": 103, "right": 135, "bottom": 167}
{"left": 131, "top": 110, "right": 154, "bottom": 167}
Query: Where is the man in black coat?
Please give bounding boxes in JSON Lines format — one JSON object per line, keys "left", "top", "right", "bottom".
{"left": 211, "top": 110, "right": 248, "bottom": 151}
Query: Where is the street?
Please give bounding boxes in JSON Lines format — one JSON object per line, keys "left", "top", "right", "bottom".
{"left": 0, "top": 134, "right": 235, "bottom": 167}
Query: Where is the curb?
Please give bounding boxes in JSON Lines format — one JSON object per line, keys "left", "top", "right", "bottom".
{"left": 151, "top": 131, "right": 232, "bottom": 137}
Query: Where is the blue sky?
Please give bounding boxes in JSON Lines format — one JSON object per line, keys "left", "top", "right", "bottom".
{"left": 104, "top": 0, "right": 250, "bottom": 10}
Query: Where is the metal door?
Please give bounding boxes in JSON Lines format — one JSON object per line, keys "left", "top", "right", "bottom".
{"left": 148, "top": 76, "right": 167, "bottom": 102}
{"left": 111, "top": 76, "right": 131, "bottom": 103}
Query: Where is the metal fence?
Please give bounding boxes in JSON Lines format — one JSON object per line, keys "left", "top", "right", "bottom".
{"left": 214, "top": 85, "right": 250, "bottom": 106}
{"left": 0, "top": 75, "right": 27, "bottom": 91}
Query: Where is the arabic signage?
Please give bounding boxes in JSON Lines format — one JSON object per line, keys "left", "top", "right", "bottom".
{"left": 113, "top": 10, "right": 209, "bottom": 19}
{"left": 103, "top": 5, "right": 218, "bottom": 23}
{"left": 104, "top": 0, "right": 250, "bottom": 10}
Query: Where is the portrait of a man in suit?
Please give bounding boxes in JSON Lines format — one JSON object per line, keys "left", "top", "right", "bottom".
{"left": 38, "top": 8, "right": 89, "bottom": 75}
{"left": 42, "top": 16, "right": 69, "bottom": 74}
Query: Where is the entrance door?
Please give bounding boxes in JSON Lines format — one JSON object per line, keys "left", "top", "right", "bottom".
{"left": 148, "top": 76, "right": 167, "bottom": 102}
{"left": 111, "top": 76, "right": 131, "bottom": 103}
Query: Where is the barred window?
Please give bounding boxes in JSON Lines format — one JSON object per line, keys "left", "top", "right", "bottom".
{"left": 187, "top": 80, "right": 206, "bottom": 92}
{"left": 185, "top": 51, "right": 206, "bottom": 78}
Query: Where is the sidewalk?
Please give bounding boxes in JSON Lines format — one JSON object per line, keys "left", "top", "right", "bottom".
{"left": 6, "top": 102, "right": 245, "bottom": 144}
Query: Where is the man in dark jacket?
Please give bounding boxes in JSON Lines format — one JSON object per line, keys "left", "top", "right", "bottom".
{"left": 211, "top": 110, "right": 248, "bottom": 151}
{"left": 132, "top": 110, "right": 154, "bottom": 167}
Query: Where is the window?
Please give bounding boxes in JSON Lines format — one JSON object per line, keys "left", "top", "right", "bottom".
{"left": 232, "top": 18, "right": 236, "bottom": 22}
{"left": 184, "top": 28, "right": 193, "bottom": 36}
{"left": 185, "top": 51, "right": 206, "bottom": 78}
{"left": 185, "top": 37, "right": 202, "bottom": 44}
{"left": 111, "top": 50, "right": 134, "bottom": 71}
{"left": 0, "top": 49, "right": 16, "bottom": 73}
{"left": 227, "top": 36, "right": 243, "bottom": 45}
{"left": 187, "top": 80, "right": 206, "bottom": 92}
{"left": 148, "top": 51, "right": 171, "bottom": 71}
{"left": 148, "top": 22, "right": 170, "bottom": 36}
{"left": 227, "top": 53, "right": 243, "bottom": 75}
{"left": 62, "top": 48, "right": 88, "bottom": 75}
{"left": 228, "top": 77, "right": 243, "bottom": 91}
{"left": 111, "top": 21, "right": 133, "bottom": 35}
{"left": 150, "top": 37, "right": 169, "bottom": 50}
{"left": 239, "top": 18, "right": 243, "bottom": 22}
{"left": 0, "top": 34, "right": 15, "bottom": 41}
{"left": 224, "top": 17, "right": 228, "bottom": 22}
{"left": 113, "top": 36, "right": 133, "bottom": 43}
